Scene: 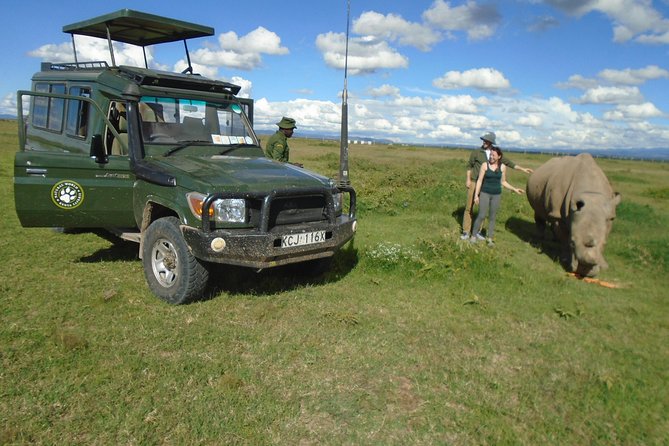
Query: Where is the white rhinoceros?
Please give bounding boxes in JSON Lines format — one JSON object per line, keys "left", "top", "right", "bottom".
{"left": 526, "top": 153, "right": 621, "bottom": 277}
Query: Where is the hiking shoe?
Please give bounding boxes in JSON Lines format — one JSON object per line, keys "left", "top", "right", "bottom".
{"left": 486, "top": 238, "right": 495, "bottom": 246}
{"left": 473, "top": 233, "right": 485, "bottom": 241}
{"left": 460, "top": 232, "right": 470, "bottom": 240}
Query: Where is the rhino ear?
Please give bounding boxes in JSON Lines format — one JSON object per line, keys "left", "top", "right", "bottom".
{"left": 613, "top": 192, "right": 621, "bottom": 206}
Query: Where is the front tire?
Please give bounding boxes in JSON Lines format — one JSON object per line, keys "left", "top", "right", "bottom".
{"left": 142, "top": 217, "right": 209, "bottom": 304}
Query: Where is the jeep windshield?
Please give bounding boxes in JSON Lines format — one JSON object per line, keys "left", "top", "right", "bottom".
{"left": 138, "top": 96, "right": 260, "bottom": 156}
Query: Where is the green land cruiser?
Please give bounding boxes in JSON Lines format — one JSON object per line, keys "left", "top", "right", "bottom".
{"left": 13, "top": 9, "right": 357, "bottom": 304}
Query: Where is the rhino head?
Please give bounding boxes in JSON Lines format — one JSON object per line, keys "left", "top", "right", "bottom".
{"left": 568, "top": 192, "right": 621, "bottom": 277}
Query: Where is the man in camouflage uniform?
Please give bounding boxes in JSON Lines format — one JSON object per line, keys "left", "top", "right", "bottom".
{"left": 265, "top": 117, "right": 300, "bottom": 166}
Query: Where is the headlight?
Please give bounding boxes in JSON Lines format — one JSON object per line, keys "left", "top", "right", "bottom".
{"left": 187, "top": 192, "right": 246, "bottom": 223}
{"left": 329, "top": 179, "right": 343, "bottom": 214}
{"left": 333, "top": 192, "right": 343, "bottom": 214}
{"left": 213, "top": 198, "right": 246, "bottom": 223}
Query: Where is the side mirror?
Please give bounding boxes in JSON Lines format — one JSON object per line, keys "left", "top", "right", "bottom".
{"left": 90, "top": 134, "right": 108, "bottom": 164}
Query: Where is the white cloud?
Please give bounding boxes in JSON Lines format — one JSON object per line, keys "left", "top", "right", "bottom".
{"left": 497, "top": 129, "right": 522, "bottom": 145}
{"left": 367, "top": 84, "right": 401, "bottom": 97}
{"left": 253, "top": 89, "right": 669, "bottom": 149}
{"left": 577, "top": 86, "right": 644, "bottom": 104}
{"left": 353, "top": 11, "right": 442, "bottom": 51}
{"left": 190, "top": 48, "right": 262, "bottom": 71}
{"left": 636, "top": 30, "right": 669, "bottom": 44}
{"left": 1, "top": 93, "right": 17, "bottom": 116}
{"left": 255, "top": 97, "right": 342, "bottom": 133}
{"left": 603, "top": 102, "right": 663, "bottom": 121}
{"left": 527, "top": 15, "right": 561, "bottom": 33}
{"left": 545, "top": 0, "right": 669, "bottom": 45}
{"left": 29, "top": 35, "right": 150, "bottom": 67}
{"left": 433, "top": 95, "right": 482, "bottom": 113}
{"left": 229, "top": 76, "right": 253, "bottom": 99}
{"left": 315, "top": 32, "right": 408, "bottom": 74}
{"left": 598, "top": 65, "right": 669, "bottom": 85}
{"left": 556, "top": 74, "right": 599, "bottom": 90}
{"left": 393, "top": 96, "right": 426, "bottom": 107}
{"left": 191, "top": 27, "right": 288, "bottom": 71}
{"left": 423, "top": 0, "right": 501, "bottom": 41}
{"left": 428, "top": 124, "right": 469, "bottom": 140}
{"left": 433, "top": 68, "right": 511, "bottom": 92}
{"left": 218, "top": 27, "right": 289, "bottom": 56}
{"left": 353, "top": 103, "right": 375, "bottom": 118}
{"left": 516, "top": 114, "right": 544, "bottom": 127}
{"left": 547, "top": 96, "right": 583, "bottom": 122}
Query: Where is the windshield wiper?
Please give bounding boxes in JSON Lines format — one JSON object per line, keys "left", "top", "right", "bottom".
{"left": 163, "top": 140, "right": 211, "bottom": 157}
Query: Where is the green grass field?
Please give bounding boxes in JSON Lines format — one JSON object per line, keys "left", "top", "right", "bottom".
{"left": 1, "top": 119, "right": 667, "bottom": 444}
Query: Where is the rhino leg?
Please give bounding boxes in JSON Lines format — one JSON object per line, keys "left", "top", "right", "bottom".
{"left": 560, "top": 242, "right": 574, "bottom": 271}
{"left": 534, "top": 213, "right": 547, "bottom": 239}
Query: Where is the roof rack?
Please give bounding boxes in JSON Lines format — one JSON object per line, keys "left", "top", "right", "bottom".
{"left": 62, "top": 9, "right": 214, "bottom": 73}
{"left": 41, "top": 61, "right": 110, "bottom": 71}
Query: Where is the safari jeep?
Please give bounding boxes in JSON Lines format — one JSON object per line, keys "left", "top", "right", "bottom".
{"left": 14, "top": 9, "right": 357, "bottom": 304}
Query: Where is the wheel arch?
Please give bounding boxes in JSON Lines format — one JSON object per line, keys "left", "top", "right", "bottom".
{"left": 139, "top": 201, "right": 180, "bottom": 259}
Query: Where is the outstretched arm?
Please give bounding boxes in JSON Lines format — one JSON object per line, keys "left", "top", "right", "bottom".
{"left": 502, "top": 165, "right": 524, "bottom": 194}
{"left": 514, "top": 164, "right": 533, "bottom": 174}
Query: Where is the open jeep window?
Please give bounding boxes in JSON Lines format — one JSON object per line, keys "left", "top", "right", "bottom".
{"left": 140, "top": 96, "right": 259, "bottom": 148}
{"left": 65, "top": 87, "right": 91, "bottom": 138}
{"left": 32, "top": 83, "right": 66, "bottom": 131}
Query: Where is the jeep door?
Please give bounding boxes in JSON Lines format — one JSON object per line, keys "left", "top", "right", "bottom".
{"left": 14, "top": 87, "right": 136, "bottom": 228}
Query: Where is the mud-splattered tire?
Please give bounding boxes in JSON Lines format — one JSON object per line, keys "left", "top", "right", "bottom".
{"left": 142, "top": 217, "right": 209, "bottom": 304}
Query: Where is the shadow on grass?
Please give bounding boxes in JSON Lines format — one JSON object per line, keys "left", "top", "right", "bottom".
{"left": 505, "top": 216, "right": 563, "bottom": 266}
{"left": 52, "top": 229, "right": 139, "bottom": 262}
{"left": 451, "top": 206, "right": 468, "bottom": 229}
{"left": 67, "top": 228, "right": 359, "bottom": 300}
{"left": 79, "top": 241, "right": 138, "bottom": 262}
{"left": 205, "top": 241, "right": 359, "bottom": 300}
{"left": 451, "top": 205, "right": 466, "bottom": 229}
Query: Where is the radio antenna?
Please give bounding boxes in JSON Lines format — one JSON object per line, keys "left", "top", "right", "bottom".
{"left": 338, "top": 0, "right": 351, "bottom": 187}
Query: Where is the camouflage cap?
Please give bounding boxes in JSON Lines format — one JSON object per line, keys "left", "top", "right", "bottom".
{"left": 480, "top": 132, "right": 496, "bottom": 144}
{"left": 277, "top": 117, "right": 297, "bottom": 129}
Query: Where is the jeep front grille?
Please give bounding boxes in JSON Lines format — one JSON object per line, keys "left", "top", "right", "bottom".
{"left": 201, "top": 187, "right": 339, "bottom": 233}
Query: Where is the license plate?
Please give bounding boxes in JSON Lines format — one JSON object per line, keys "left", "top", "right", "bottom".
{"left": 281, "top": 230, "right": 326, "bottom": 248}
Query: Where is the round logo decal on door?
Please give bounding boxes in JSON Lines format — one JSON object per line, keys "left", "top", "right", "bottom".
{"left": 51, "top": 180, "right": 85, "bottom": 209}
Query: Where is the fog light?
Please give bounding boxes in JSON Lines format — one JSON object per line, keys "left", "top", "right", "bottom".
{"left": 211, "top": 237, "right": 226, "bottom": 252}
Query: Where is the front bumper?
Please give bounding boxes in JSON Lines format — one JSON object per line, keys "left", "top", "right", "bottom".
{"left": 182, "top": 216, "right": 356, "bottom": 268}
{"left": 182, "top": 185, "right": 357, "bottom": 269}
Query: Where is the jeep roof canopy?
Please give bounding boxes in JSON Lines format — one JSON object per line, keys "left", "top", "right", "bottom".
{"left": 63, "top": 9, "right": 213, "bottom": 71}
{"left": 63, "top": 9, "right": 214, "bottom": 46}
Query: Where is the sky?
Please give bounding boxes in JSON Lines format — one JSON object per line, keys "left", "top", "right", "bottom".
{"left": 1, "top": 0, "right": 669, "bottom": 152}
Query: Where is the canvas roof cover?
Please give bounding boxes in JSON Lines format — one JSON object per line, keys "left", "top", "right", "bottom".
{"left": 62, "top": 9, "right": 214, "bottom": 46}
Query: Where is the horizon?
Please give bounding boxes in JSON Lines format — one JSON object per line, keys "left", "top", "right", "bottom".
{"left": 2, "top": 115, "right": 667, "bottom": 161}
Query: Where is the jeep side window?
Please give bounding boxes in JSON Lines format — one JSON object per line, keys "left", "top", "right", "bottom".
{"left": 32, "top": 83, "right": 66, "bottom": 131}
{"left": 65, "top": 87, "right": 91, "bottom": 138}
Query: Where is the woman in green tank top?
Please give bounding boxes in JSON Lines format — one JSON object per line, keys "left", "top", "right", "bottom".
{"left": 470, "top": 147, "right": 525, "bottom": 245}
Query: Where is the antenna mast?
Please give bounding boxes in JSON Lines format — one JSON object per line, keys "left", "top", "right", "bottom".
{"left": 338, "top": 0, "right": 351, "bottom": 187}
